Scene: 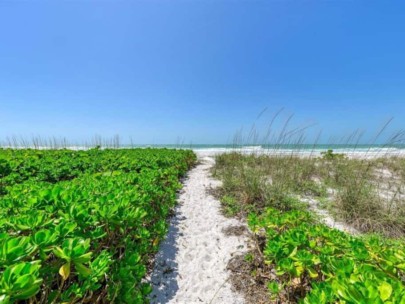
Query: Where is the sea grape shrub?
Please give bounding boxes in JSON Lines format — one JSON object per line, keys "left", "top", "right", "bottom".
{"left": 0, "top": 160, "right": 11, "bottom": 179}
{"left": 248, "top": 208, "right": 405, "bottom": 303}
{"left": 320, "top": 149, "right": 346, "bottom": 161}
{"left": 0, "top": 148, "right": 195, "bottom": 189}
{"left": 0, "top": 148, "right": 196, "bottom": 303}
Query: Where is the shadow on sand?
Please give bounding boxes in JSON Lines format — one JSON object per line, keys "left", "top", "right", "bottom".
{"left": 149, "top": 204, "right": 185, "bottom": 303}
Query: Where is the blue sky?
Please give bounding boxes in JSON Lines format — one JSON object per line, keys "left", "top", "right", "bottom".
{"left": 0, "top": 1, "right": 404, "bottom": 144}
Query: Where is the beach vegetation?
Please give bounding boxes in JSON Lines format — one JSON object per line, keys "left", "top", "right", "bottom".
{"left": 214, "top": 152, "right": 405, "bottom": 237}
{"left": 0, "top": 148, "right": 196, "bottom": 303}
{"left": 214, "top": 150, "right": 405, "bottom": 303}
{"left": 249, "top": 208, "right": 405, "bottom": 303}
{"left": 320, "top": 149, "right": 346, "bottom": 160}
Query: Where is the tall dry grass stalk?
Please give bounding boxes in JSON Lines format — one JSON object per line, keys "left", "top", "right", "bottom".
{"left": 0, "top": 134, "right": 125, "bottom": 149}
{"left": 213, "top": 110, "right": 405, "bottom": 238}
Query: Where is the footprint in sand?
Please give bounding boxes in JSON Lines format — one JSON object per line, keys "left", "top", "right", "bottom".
{"left": 149, "top": 156, "right": 247, "bottom": 304}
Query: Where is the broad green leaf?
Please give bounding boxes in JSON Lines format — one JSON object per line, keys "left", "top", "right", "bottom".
{"left": 0, "top": 295, "right": 10, "bottom": 304}
{"left": 307, "top": 267, "right": 318, "bottom": 278}
{"left": 379, "top": 282, "right": 393, "bottom": 301}
{"left": 74, "top": 263, "right": 91, "bottom": 277}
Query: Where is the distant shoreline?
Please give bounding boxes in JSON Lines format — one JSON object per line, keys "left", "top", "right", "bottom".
{"left": 1, "top": 144, "right": 405, "bottom": 158}
{"left": 189, "top": 145, "right": 405, "bottom": 159}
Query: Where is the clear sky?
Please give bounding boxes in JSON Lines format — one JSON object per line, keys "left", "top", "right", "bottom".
{"left": 0, "top": 1, "right": 404, "bottom": 145}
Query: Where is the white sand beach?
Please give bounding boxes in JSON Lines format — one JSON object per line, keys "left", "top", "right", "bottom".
{"left": 149, "top": 156, "right": 248, "bottom": 304}
{"left": 193, "top": 147, "right": 405, "bottom": 159}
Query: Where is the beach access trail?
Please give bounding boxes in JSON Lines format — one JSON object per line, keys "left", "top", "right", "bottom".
{"left": 149, "top": 156, "right": 247, "bottom": 304}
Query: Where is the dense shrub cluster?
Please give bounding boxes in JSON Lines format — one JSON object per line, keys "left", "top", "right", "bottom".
{"left": 0, "top": 148, "right": 195, "bottom": 303}
{"left": 249, "top": 208, "right": 405, "bottom": 303}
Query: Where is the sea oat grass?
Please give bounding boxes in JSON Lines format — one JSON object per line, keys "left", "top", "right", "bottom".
{"left": 214, "top": 152, "right": 405, "bottom": 238}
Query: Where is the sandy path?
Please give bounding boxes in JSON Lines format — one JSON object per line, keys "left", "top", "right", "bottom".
{"left": 149, "top": 156, "right": 247, "bottom": 304}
